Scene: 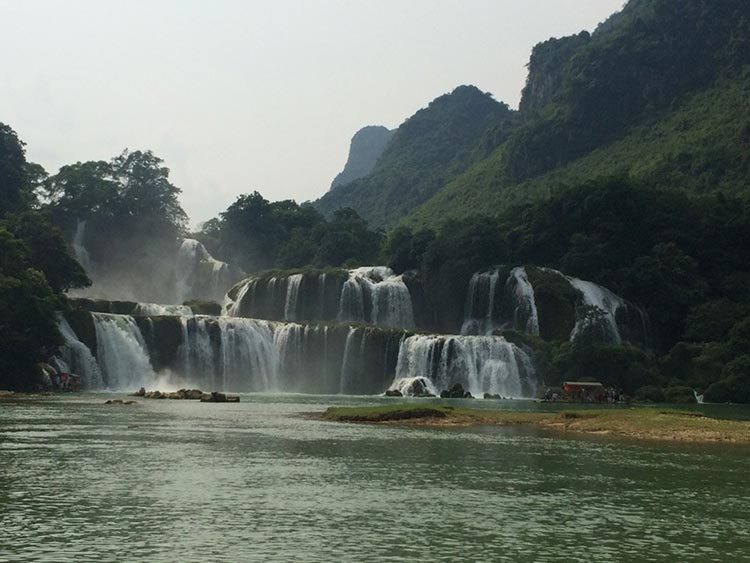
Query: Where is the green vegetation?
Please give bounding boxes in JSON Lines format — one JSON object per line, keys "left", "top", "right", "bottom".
{"left": 409, "top": 77, "right": 750, "bottom": 227}
{"left": 322, "top": 403, "right": 750, "bottom": 443}
{"left": 315, "top": 85, "right": 516, "bottom": 227}
{"left": 0, "top": 124, "right": 90, "bottom": 390}
{"left": 199, "top": 192, "right": 381, "bottom": 272}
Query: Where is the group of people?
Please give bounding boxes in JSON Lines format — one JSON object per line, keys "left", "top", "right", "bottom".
{"left": 52, "top": 371, "right": 81, "bottom": 392}
{"left": 543, "top": 387, "right": 626, "bottom": 404}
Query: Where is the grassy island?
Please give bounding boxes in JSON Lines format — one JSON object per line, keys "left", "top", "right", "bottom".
{"left": 322, "top": 404, "right": 750, "bottom": 444}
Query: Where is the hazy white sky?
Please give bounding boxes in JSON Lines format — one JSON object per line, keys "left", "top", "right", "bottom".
{"left": 1, "top": 0, "right": 623, "bottom": 225}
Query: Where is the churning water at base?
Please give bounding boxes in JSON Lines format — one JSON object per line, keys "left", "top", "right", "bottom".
{"left": 2, "top": 395, "right": 749, "bottom": 563}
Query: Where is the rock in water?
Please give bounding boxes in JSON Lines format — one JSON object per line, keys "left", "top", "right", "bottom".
{"left": 133, "top": 387, "right": 146, "bottom": 397}
{"left": 200, "top": 392, "right": 240, "bottom": 403}
{"left": 385, "top": 389, "right": 403, "bottom": 397}
{"left": 440, "top": 384, "right": 473, "bottom": 399}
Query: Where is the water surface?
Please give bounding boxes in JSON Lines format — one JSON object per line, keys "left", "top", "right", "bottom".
{"left": 1, "top": 394, "right": 749, "bottom": 562}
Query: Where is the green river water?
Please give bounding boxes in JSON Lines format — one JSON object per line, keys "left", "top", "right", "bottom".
{"left": 1, "top": 394, "right": 749, "bottom": 562}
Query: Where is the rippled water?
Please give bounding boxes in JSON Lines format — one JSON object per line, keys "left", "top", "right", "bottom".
{"left": 1, "top": 394, "right": 749, "bottom": 562}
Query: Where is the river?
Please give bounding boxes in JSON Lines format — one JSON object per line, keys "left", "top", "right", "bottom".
{"left": 1, "top": 394, "right": 749, "bottom": 562}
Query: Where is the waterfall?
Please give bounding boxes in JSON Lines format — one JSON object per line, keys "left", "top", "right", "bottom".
{"left": 567, "top": 277, "right": 625, "bottom": 344}
{"left": 393, "top": 334, "right": 536, "bottom": 398}
{"left": 461, "top": 267, "right": 538, "bottom": 336}
{"left": 284, "top": 274, "right": 304, "bottom": 321}
{"left": 509, "top": 267, "right": 539, "bottom": 336}
{"left": 133, "top": 303, "right": 194, "bottom": 316}
{"left": 174, "top": 238, "right": 238, "bottom": 303}
{"left": 72, "top": 219, "right": 92, "bottom": 273}
{"left": 55, "top": 315, "right": 103, "bottom": 389}
{"left": 176, "top": 316, "right": 279, "bottom": 391}
{"left": 339, "top": 327, "right": 359, "bottom": 394}
{"left": 92, "top": 313, "right": 155, "bottom": 390}
{"left": 461, "top": 266, "right": 647, "bottom": 346}
{"left": 338, "top": 267, "right": 415, "bottom": 329}
{"left": 461, "top": 270, "right": 501, "bottom": 335}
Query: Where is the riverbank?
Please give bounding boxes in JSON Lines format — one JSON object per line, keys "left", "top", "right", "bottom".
{"left": 322, "top": 404, "right": 750, "bottom": 444}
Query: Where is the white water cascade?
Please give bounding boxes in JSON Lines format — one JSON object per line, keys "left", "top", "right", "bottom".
{"left": 283, "top": 274, "right": 304, "bottom": 321}
{"left": 393, "top": 334, "right": 536, "bottom": 398}
{"left": 132, "top": 303, "right": 194, "bottom": 316}
{"left": 176, "top": 317, "right": 279, "bottom": 391}
{"left": 72, "top": 219, "right": 92, "bottom": 273}
{"left": 175, "top": 239, "right": 237, "bottom": 303}
{"left": 55, "top": 315, "right": 103, "bottom": 389}
{"left": 92, "top": 313, "right": 155, "bottom": 390}
{"left": 338, "top": 267, "right": 415, "bottom": 329}
{"left": 462, "top": 267, "right": 539, "bottom": 336}
{"left": 566, "top": 276, "right": 625, "bottom": 344}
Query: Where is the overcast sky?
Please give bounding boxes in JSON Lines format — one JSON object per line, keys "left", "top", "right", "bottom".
{"left": 1, "top": 0, "right": 623, "bottom": 226}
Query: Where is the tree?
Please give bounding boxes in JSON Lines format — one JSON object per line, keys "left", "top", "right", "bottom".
{"left": 0, "top": 123, "right": 30, "bottom": 216}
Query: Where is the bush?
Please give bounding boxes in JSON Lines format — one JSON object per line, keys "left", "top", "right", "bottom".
{"left": 634, "top": 385, "right": 666, "bottom": 403}
{"left": 663, "top": 386, "right": 697, "bottom": 404}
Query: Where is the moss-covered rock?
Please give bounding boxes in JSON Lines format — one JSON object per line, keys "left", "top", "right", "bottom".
{"left": 63, "top": 309, "right": 97, "bottom": 355}
{"left": 68, "top": 298, "right": 138, "bottom": 315}
{"left": 135, "top": 316, "right": 183, "bottom": 371}
{"left": 525, "top": 267, "right": 578, "bottom": 341}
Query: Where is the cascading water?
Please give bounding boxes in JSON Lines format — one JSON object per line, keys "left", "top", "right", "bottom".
{"left": 225, "top": 267, "right": 418, "bottom": 330}
{"left": 175, "top": 239, "right": 238, "bottom": 303}
{"left": 338, "top": 267, "right": 415, "bottom": 329}
{"left": 132, "top": 303, "right": 194, "bottom": 316}
{"left": 567, "top": 277, "right": 625, "bottom": 344}
{"left": 176, "top": 316, "right": 279, "bottom": 391}
{"left": 392, "top": 334, "right": 536, "bottom": 398}
{"left": 283, "top": 274, "right": 304, "bottom": 321}
{"left": 92, "top": 313, "right": 155, "bottom": 390}
{"left": 461, "top": 266, "right": 647, "bottom": 346}
{"left": 72, "top": 219, "right": 92, "bottom": 273}
{"left": 55, "top": 315, "right": 103, "bottom": 388}
{"left": 461, "top": 270, "right": 501, "bottom": 335}
{"left": 461, "top": 267, "right": 539, "bottom": 336}
{"left": 509, "top": 267, "right": 539, "bottom": 336}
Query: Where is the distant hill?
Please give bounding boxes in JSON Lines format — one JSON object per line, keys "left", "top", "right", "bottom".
{"left": 330, "top": 126, "right": 394, "bottom": 190}
{"left": 314, "top": 85, "right": 516, "bottom": 228}
{"left": 315, "top": 0, "right": 750, "bottom": 230}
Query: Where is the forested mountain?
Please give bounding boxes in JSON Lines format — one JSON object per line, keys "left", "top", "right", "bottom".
{"left": 314, "top": 85, "right": 516, "bottom": 227}
{"left": 319, "top": 0, "right": 750, "bottom": 229}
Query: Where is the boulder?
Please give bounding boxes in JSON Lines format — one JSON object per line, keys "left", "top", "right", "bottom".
{"left": 483, "top": 393, "right": 502, "bottom": 400}
{"left": 200, "top": 391, "right": 240, "bottom": 403}
{"left": 133, "top": 387, "right": 146, "bottom": 397}
{"left": 440, "top": 383, "right": 473, "bottom": 399}
{"left": 385, "top": 389, "right": 403, "bottom": 397}
{"left": 105, "top": 399, "right": 137, "bottom": 405}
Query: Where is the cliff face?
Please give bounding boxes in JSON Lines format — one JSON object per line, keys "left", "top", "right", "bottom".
{"left": 330, "top": 126, "right": 393, "bottom": 190}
